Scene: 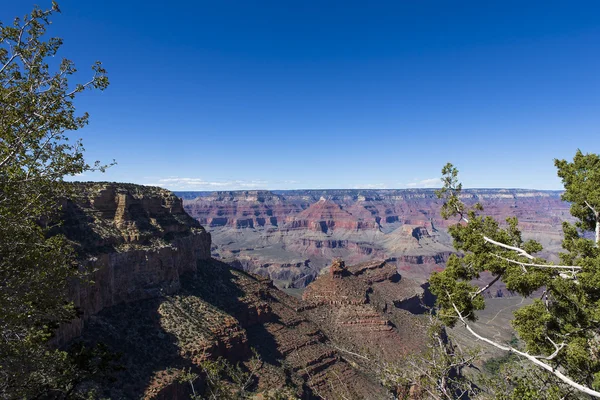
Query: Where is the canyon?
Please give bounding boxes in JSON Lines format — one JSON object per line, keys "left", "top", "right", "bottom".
{"left": 180, "top": 189, "right": 572, "bottom": 293}
{"left": 59, "top": 183, "right": 436, "bottom": 399}
{"left": 53, "top": 184, "right": 574, "bottom": 398}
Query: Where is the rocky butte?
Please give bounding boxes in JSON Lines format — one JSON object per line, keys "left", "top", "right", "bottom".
{"left": 56, "top": 183, "right": 437, "bottom": 399}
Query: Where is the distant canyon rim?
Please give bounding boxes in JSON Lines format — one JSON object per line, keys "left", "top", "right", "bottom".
{"left": 178, "top": 188, "right": 572, "bottom": 295}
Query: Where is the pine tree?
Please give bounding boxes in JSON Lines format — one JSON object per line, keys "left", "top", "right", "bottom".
{"left": 431, "top": 151, "right": 600, "bottom": 398}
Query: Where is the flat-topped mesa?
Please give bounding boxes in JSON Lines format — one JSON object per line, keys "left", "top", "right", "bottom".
{"left": 393, "top": 224, "right": 432, "bottom": 241}
{"left": 285, "top": 199, "right": 380, "bottom": 233}
{"left": 183, "top": 190, "right": 303, "bottom": 228}
{"left": 53, "top": 183, "right": 212, "bottom": 345}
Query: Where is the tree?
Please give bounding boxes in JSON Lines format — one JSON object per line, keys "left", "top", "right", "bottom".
{"left": 431, "top": 152, "right": 600, "bottom": 398}
{"left": 0, "top": 3, "right": 111, "bottom": 397}
{"left": 555, "top": 151, "right": 600, "bottom": 245}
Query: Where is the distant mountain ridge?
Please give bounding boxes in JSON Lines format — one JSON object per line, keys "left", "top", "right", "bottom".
{"left": 175, "top": 188, "right": 564, "bottom": 200}
{"left": 180, "top": 188, "right": 571, "bottom": 291}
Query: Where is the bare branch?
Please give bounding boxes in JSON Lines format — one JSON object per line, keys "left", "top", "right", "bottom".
{"left": 472, "top": 273, "right": 502, "bottom": 298}
{"left": 585, "top": 200, "right": 598, "bottom": 216}
{"left": 449, "top": 301, "right": 600, "bottom": 398}
{"left": 491, "top": 253, "right": 582, "bottom": 271}
{"left": 483, "top": 236, "right": 536, "bottom": 260}
{"left": 541, "top": 336, "right": 566, "bottom": 361}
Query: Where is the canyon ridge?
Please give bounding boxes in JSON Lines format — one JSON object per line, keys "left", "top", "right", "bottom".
{"left": 179, "top": 188, "right": 571, "bottom": 295}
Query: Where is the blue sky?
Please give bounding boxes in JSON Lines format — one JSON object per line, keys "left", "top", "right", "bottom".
{"left": 4, "top": 1, "right": 600, "bottom": 190}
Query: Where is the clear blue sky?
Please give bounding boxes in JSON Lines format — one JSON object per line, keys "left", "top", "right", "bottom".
{"left": 5, "top": 1, "right": 600, "bottom": 190}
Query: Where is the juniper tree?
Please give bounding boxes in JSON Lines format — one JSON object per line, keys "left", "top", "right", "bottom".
{"left": 431, "top": 151, "right": 600, "bottom": 398}
{"left": 0, "top": 3, "right": 111, "bottom": 397}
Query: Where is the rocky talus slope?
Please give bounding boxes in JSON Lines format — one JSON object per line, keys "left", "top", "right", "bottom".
{"left": 60, "top": 183, "right": 433, "bottom": 399}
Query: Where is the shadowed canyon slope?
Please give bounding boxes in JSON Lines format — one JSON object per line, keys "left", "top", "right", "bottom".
{"left": 180, "top": 189, "right": 571, "bottom": 290}
{"left": 60, "top": 183, "right": 433, "bottom": 399}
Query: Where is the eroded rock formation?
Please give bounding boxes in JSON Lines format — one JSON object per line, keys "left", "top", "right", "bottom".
{"left": 54, "top": 183, "right": 212, "bottom": 345}
{"left": 59, "top": 184, "right": 404, "bottom": 399}
{"left": 301, "top": 260, "right": 431, "bottom": 368}
{"left": 182, "top": 189, "right": 572, "bottom": 290}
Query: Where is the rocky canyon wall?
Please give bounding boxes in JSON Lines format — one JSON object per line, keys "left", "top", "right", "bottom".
{"left": 54, "top": 183, "right": 212, "bottom": 345}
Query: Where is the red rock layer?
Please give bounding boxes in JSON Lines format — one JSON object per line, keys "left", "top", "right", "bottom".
{"left": 183, "top": 191, "right": 308, "bottom": 228}
{"left": 182, "top": 189, "right": 572, "bottom": 288}
{"left": 285, "top": 198, "right": 381, "bottom": 232}
{"left": 183, "top": 189, "right": 571, "bottom": 236}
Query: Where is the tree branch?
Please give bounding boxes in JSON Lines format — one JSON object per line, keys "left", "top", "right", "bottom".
{"left": 584, "top": 201, "right": 598, "bottom": 217}
{"left": 449, "top": 301, "right": 600, "bottom": 398}
{"left": 491, "top": 253, "right": 582, "bottom": 271}
{"left": 472, "top": 273, "right": 502, "bottom": 298}
{"left": 542, "top": 336, "right": 566, "bottom": 361}
{"left": 483, "top": 236, "right": 535, "bottom": 260}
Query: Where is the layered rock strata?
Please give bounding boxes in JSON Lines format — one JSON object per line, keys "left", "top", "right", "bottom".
{"left": 79, "top": 260, "right": 392, "bottom": 399}
{"left": 301, "top": 260, "right": 430, "bottom": 368}
{"left": 182, "top": 189, "right": 571, "bottom": 288}
{"left": 54, "top": 183, "right": 211, "bottom": 345}
{"left": 59, "top": 184, "right": 398, "bottom": 399}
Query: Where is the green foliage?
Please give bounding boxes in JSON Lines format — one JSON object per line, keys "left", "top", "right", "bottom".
{"left": 177, "top": 349, "right": 297, "bottom": 400}
{"left": 431, "top": 155, "right": 600, "bottom": 397}
{"left": 431, "top": 165, "right": 550, "bottom": 328}
{"left": 0, "top": 3, "right": 111, "bottom": 398}
{"left": 555, "top": 150, "right": 600, "bottom": 237}
{"left": 483, "top": 352, "right": 518, "bottom": 376}
{"left": 482, "top": 360, "right": 588, "bottom": 400}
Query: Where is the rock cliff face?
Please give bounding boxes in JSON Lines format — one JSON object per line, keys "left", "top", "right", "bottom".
{"left": 181, "top": 188, "right": 571, "bottom": 289}
{"left": 56, "top": 185, "right": 565, "bottom": 398}
{"left": 54, "top": 183, "right": 211, "bottom": 345}
{"left": 182, "top": 190, "right": 306, "bottom": 228}
{"left": 285, "top": 198, "right": 381, "bottom": 232}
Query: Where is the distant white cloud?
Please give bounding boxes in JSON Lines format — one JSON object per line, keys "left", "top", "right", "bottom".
{"left": 351, "top": 183, "right": 387, "bottom": 189}
{"left": 143, "top": 177, "right": 444, "bottom": 191}
{"left": 143, "top": 177, "right": 270, "bottom": 191}
{"left": 404, "top": 178, "right": 441, "bottom": 188}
